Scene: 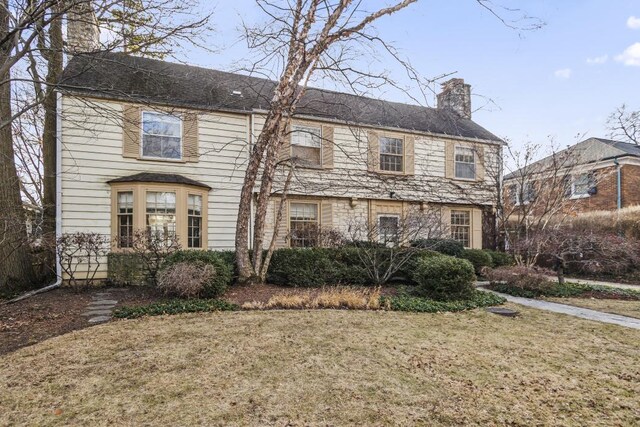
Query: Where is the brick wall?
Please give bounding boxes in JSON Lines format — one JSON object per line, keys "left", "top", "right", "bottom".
{"left": 622, "top": 165, "right": 640, "bottom": 207}
{"left": 570, "top": 166, "right": 618, "bottom": 213}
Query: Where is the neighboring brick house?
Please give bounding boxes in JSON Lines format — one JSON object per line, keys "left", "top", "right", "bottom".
{"left": 504, "top": 137, "right": 640, "bottom": 214}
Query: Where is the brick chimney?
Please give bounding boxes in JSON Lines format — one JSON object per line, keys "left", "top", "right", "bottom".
{"left": 436, "top": 78, "right": 471, "bottom": 119}
{"left": 66, "top": 1, "right": 100, "bottom": 54}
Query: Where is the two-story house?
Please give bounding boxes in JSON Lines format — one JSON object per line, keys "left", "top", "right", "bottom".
{"left": 58, "top": 51, "right": 503, "bottom": 280}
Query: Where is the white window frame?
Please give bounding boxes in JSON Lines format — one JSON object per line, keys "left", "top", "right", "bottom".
{"left": 289, "top": 201, "right": 320, "bottom": 248}
{"left": 291, "top": 125, "right": 322, "bottom": 167}
{"left": 379, "top": 136, "right": 405, "bottom": 173}
{"left": 454, "top": 146, "right": 476, "bottom": 180}
{"left": 140, "top": 111, "right": 183, "bottom": 161}
{"left": 570, "top": 173, "right": 591, "bottom": 199}
{"left": 450, "top": 209, "right": 471, "bottom": 248}
{"left": 377, "top": 214, "right": 400, "bottom": 245}
{"left": 512, "top": 182, "right": 535, "bottom": 206}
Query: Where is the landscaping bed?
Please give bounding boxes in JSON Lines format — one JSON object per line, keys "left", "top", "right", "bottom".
{"left": 489, "top": 281, "right": 640, "bottom": 300}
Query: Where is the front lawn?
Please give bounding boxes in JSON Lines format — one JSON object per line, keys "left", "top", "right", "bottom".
{"left": 1, "top": 308, "right": 639, "bottom": 425}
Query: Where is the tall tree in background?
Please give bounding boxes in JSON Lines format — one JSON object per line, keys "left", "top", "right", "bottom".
{"left": 607, "top": 104, "right": 639, "bottom": 145}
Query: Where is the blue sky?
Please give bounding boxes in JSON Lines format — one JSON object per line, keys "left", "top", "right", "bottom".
{"left": 180, "top": 1, "right": 640, "bottom": 152}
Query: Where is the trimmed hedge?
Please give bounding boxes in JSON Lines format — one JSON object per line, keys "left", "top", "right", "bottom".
{"left": 382, "top": 290, "right": 505, "bottom": 312}
{"left": 411, "top": 238, "right": 464, "bottom": 257}
{"left": 484, "top": 250, "right": 514, "bottom": 268}
{"left": 162, "top": 250, "right": 234, "bottom": 297}
{"left": 460, "top": 249, "right": 493, "bottom": 275}
{"left": 267, "top": 248, "right": 344, "bottom": 287}
{"left": 114, "top": 299, "right": 238, "bottom": 319}
{"left": 412, "top": 255, "right": 476, "bottom": 301}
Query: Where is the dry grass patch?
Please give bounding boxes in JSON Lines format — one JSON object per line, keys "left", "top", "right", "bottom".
{"left": 242, "top": 286, "right": 382, "bottom": 310}
{"left": 547, "top": 297, "right": 640, "bottom": 319}
{"left": 1, "top": 307, "right": 640, "bottom": 426}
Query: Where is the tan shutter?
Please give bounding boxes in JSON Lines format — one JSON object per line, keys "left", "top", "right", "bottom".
{"left": 445, "top": 141, "right": 455, "bottom": 179}
{"left": 475, "top": 146, "right": 485, "bottom": 181}
{"left": 321, "top": 125, "right": 334, "bottom": 169}
{"left": 122, "top": 104, "right": 141, "bottom": 158}
{"left": 472, "top": 208, "right": 482, "bottom": 249}
{"left": 274, "top": 199, "right": 289, "bottom": 249}
{"left": 279, "top": 124, "right": 291, "bottom": 162}
{"left": 442, "top": 206, "right": 452, "bottom": 238}
{"left": 368, "top": 130, "right": 379, "bottom": 172}
{"left": 321, "top": 199, "right": 333, "bottom": 229}
{"left": 404, "top": 135, "right": 415, "bottom": 175}
{"left": 183, "top": 112, "right": 199, "bottom": 162}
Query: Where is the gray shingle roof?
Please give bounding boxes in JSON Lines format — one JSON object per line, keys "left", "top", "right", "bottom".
{"left": 60, "top": 52, "right": 502, "bottom": 142}
{"left": 504, "top": 137, "right": 640, "bottom": 180}
{"left": 106, "top": 172, "right": 211, "bottom": 189}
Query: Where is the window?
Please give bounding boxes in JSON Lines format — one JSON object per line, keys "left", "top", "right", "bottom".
{"left": 380, "top": 137, "right": 404, "bottom": 172}
{"left": 451, "top": 210, "right": 471, "bottom": 248}
{"left": 291, "top": 125, "right": 321, "bottom": 167}
{"left": 378, "top": 215, "right": 400, "bottom": 245}
{"left": 510, "top": 182, "right": 536, "bottom": 205}
{"left": 117, "top": 191, "right": 134, "bottom": 248}
{"left": 142, "top": 111, "right": 182, "bottom": 160}
{"left": 571, "top": 173, "right": 590, "bottom": 198}
{"left": 289, "top": 202, "right": 319, "bottom": 247}
{"left": 146, "top": 192, "right": 177, "bottom": 242}
{"left": 187, "top": 194, "right": 203, "bottom": 248}
{"left": 454, "top": 147, "right": 476, "bottom": 179}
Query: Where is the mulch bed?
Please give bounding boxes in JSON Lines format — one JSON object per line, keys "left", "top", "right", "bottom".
{"left": 0, "top": 286, "right": 163, "bottom": 356}
{"left": 1, "top": 284, "right": 397, "bottom": 356}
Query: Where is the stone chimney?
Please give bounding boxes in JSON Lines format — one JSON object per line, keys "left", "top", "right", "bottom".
{"left": 66, "top": 1, "right": 100, "bottom": 54}
{"left": 436, "top": 78, "right": 471, "bottom": 119}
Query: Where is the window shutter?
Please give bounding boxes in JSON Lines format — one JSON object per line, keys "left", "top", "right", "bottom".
{"left": 587, "top": 171, "right": 597, "bottom": 195}
{"left": 445, "top": 141, "right": 454, "bottom": 178}
{"left": 476, "top": 147, "right": 485, "bottom": 181}
{"left": 321, "top": 125, "right": 334, "bottom": 169}
{"left": 404, "top": 135, "right": 415, "bottom": 175}
{"left": 279, "top": 124, "right": 291, "bottom": 163}
{"left": 562, "top": 176, "right": 572, "bottom": 197}
{"left": 368, "top": 130, "right": 379, "bottom": 172}
{"left": 321, "top": 200, "right": 333, "bottom": 230}
{"left": 122, "top": 104, "right": 141, "bottom": 158}
{"left": 274, "top": 199, "right": 289, "bottom": 249}
{"left": 472, "top": 209, "right": 482, "bottom": 249}
{"left": 182, "top": 112, "right": 199, "bottom": 162}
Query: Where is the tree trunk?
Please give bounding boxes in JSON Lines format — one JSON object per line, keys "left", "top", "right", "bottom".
{"left": 0, "top": 0, "right": 36, "bottom": 290}
{"left": 42, "top": 4, "right": 64, "bottom": 274}
{"left": 556, "top": 258, "right": 565, "bottom": 285}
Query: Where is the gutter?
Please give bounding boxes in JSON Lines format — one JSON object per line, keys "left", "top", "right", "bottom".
{"left": 6, "top": 93, "right": 64, "bottom": 304}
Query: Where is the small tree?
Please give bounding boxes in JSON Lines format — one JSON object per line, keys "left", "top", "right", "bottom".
{"left": 54, "top": 232, "right": 109, "bottom": 287}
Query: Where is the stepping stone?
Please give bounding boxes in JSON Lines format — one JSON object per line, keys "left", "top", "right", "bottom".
{"left": 88, "top": 316, "right": 111, "bottom": 323}
{"left": 82, "top": 309, "right": 113, "bottom": 317}
{"left": 89, "top": 299, "right": 117, "bottom": 305}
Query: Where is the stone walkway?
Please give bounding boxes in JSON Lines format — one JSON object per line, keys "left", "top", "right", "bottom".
{"left": 553, "top": 276, "right": 640, "bottom": 291}
{"left": 82, "top": 291, "right": 117, "bottom": 324}
{"left": 479, "top": 288, "right": 640, "bottom": 330}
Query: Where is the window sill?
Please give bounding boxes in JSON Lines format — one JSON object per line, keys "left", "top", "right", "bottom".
{"left": 569, "top": 194, "right": 590, "bottom": 200}
{"left": 137, "top": 156, "right": 186, "bottom": 164}
{"left": 452, "top": 176, "right": 478, "bottom": 182}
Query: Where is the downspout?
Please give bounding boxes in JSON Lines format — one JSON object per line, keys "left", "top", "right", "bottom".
{"left": 7, "top": 93, "right": 63, "bottom": 303}
{"left": 613, "top": 158, "right": 622, "bottom": 210}
{"left": 248, "top": 113, "right": 254, "bottom": 250}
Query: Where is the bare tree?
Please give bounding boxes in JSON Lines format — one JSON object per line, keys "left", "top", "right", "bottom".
{"left": 607, "top": 104, "right": 639, "bottom": 145}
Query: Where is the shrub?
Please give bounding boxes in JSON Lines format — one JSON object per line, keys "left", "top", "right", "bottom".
{"left": 459, "top": 249, "right": 493, "bottom": 275}
{"left": 108, "top": 253, "right": 147, "bottom": 286}
{"left": 162, "top": 250, "right": 234, "bottom": 297}
{"left": 381, "top": 290, "right": 505, "bottom": 312}
{"left": 157, "top": 262, "right": 216, "bottom": 298}
{"left": 411, "top": 238, "right": 464, "bottom": 257}
{"left": 485, "top": 266, "right": 557, "bottom": 298}
{"left": 243, "top": 286, "right": 382, "bottom": 310}
{"left": 267, "top": 248, "right": 340, "bottom": 287}
{"left": 412, "top": 256, "right": 476, "bottom": 301}
{"left": 113, "top": 299, "right": 238, "bottom": 319}
{"left": 484, "top": 250, "right": 514, "bottom": 267}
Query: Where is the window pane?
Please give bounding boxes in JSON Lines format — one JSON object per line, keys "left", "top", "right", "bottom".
{"left": 188, "top": 194, "right": 203, "bottom": 248}
{"left": 573, "top": 174, "right": 590, "bottom": 195}
{"left": 380, "top": 154, "right": 403, "bottom": 172}
{"left": 289, "top": 203, "right": 319, "bottom": 247}
{"left": 454, "top": 147, "right": 476, "bottom": 179}
{"left": 188, "top": 194, "right": 202, "bottom": 216}
{"left": 380, "top": 137, "right": 403, "bottom": 155}
{"left": 291, "top": 125, "right": 321, "bottom": 148}
{"left": 146, "top": 191, "right": 177, "bottom": 242}
{"left": 117, "top": 191, "right": 133, "bottom": 248}
{"left": 292, "top": 145, "right": 321, "bottom": 167}
{"left": 379, "top": 137, "right": 404, "bottom": 172}
{"left": 379, "top": 215, "right": 399, "bottom": 245}
{"left": 142, "top": 112, "right": 182, "bottom": 159}
{"left": 450, "top": 210, "right": 471, "bottom": 248}
{"left": 455, "top": 162, "right": 476, "bottom": 179}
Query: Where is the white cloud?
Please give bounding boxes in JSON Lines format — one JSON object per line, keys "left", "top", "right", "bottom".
{"left": 554, "top": 68, "right": 572, "bottom": 79}
{"left": 627, "top": 16, "right": 640, "bottom": 29}
{"left": 615, "top": 42, "right": 640, "bottom": 66}
{"left": 586, "top": 54, "right": 608, "bottom": 65}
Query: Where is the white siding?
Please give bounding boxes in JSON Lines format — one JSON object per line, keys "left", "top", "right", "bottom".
{"left": 60, "top": 96, "right": 249, "bottom": 278}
